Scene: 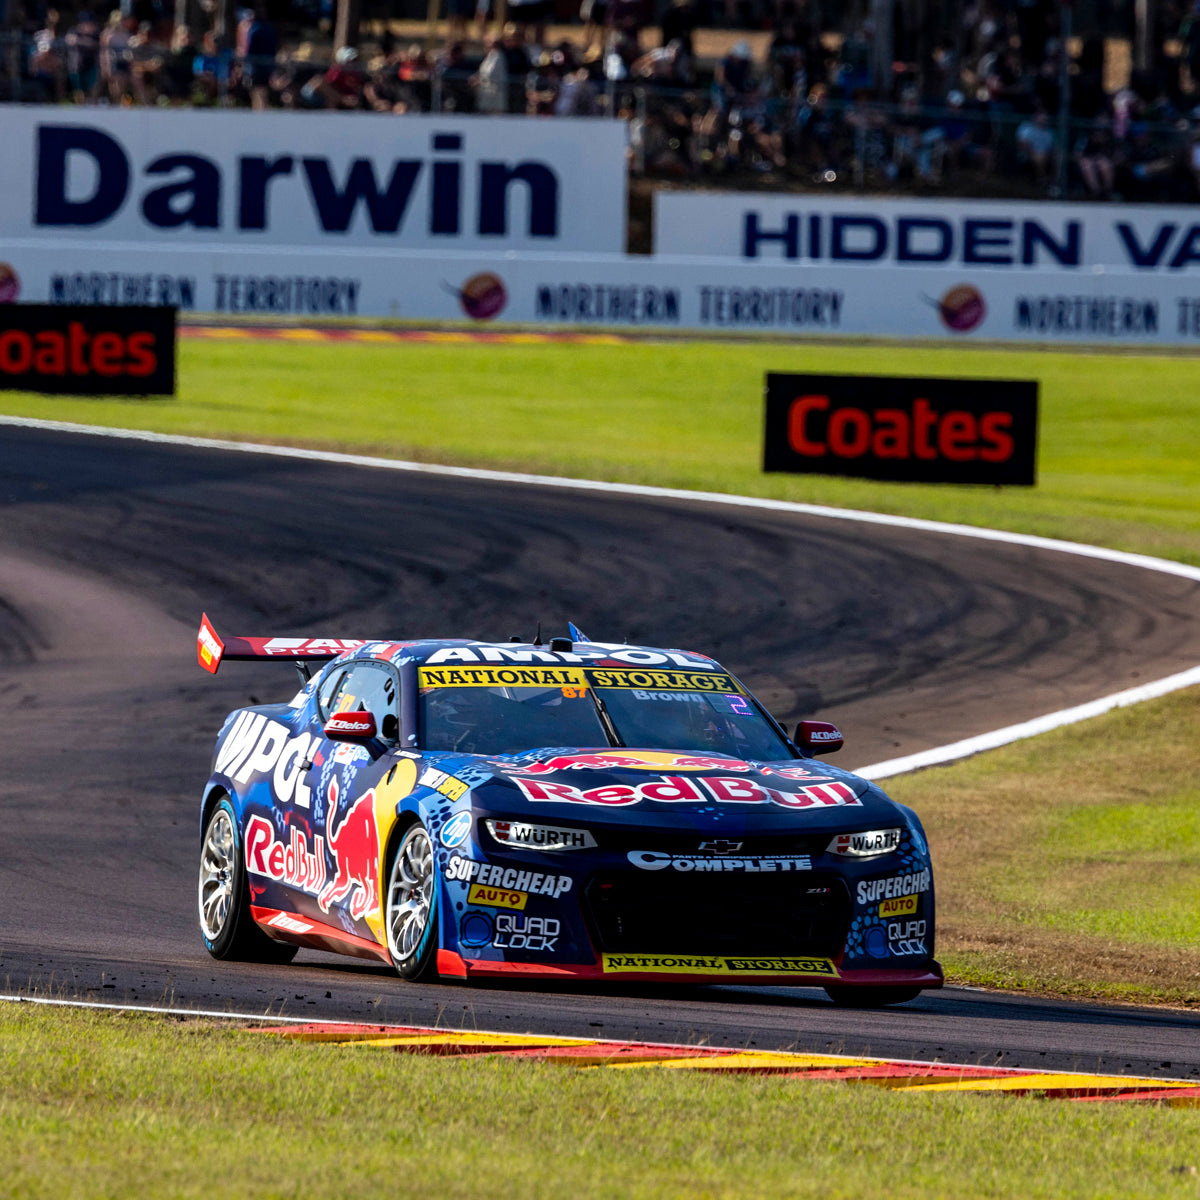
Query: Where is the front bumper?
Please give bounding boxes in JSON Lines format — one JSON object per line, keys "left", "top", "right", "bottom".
{"left": 437, "top": 949, "right": 944, "bottom": 988}
{"left": 436, "top": 823, "right": 940, "bottom": 989}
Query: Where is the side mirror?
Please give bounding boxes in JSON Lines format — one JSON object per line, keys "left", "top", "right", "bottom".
{"left": 795, "top": 719, "right": 843, "bottom": 755}
{"left": 324, "top": 710, "right": 377, "bottom": 741}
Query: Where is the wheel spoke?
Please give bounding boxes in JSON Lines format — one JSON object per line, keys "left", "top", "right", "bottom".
{"left": 198, "top": 809, "right": 237, "bottom": 942}
{"left": 386, "top": 827, "right": 435, "bottom": 965}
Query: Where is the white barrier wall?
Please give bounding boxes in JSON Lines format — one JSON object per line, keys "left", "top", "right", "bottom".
{"left": 0, "top": 107, "right": 628, "bottom": 253}
{"left": 5, "top": 241, "right": 1200, "bottom": 344}
{"left": 655, "top": 192, "right": 1200, "bottom": 274}
{"left": 6, "top": 109, "right": 1200, "bottom": 345}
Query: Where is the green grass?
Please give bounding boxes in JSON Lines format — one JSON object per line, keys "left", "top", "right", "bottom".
{"left": 2, "top": 1004, "right": 1198, "bottom": 1200}
{"left": 2, "top": 337, "right": 1199, "bottom": 564}
{"left": 886, "top": 685, "right": 1200, "bottom": 1005}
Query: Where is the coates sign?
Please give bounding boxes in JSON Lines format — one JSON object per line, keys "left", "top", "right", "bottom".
{"left": 764, "top": 373, "right": 1037, "bottom": 486}
{"left": 0, "top": 303, "right": 174, "bottom": 394}
{"left": 656, "top": 193, "right": 1200, "bottom": 274}
{"left": 1, "top": 108, "right": 626, "bottom": 253}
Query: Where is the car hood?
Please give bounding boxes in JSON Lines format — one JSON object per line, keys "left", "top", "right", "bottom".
{"left": 428, "top": 747, "right": 900, "bottom": 831}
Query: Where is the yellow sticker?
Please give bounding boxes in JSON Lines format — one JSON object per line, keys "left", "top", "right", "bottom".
{"left": 467, "top": 883, "right": 528, "bottom": 910}
{"left": 419, "top": 666, "right": 588, "bottom": 689}
{"left": 585, "top": 669, "right": 736, "bottom": 692}
{"left": 437, "top": 776, "right": 469, "bottom": 802}
{"left": 879, "top": 894, "right": 919, "bottom": 918}
{"left": 601, "top": 954, "right": 837, "bottom": 976}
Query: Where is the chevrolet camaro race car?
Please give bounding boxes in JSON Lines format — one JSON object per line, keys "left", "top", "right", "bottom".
{"left": 195, "top": 616, "right": 942, "bottom": 1005}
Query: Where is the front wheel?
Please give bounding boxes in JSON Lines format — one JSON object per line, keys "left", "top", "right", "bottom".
{"left": 198, "top": 796, "right": 298, "bottom": 963}
{"left": 385, "top": 822, "right": 439, "bottom": 981}
{"left": 824, "top": 985, "right": 922, "bottom": 1008}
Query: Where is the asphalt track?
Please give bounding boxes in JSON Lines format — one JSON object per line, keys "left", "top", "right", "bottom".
{"left": 1, "top": 423, "right": 1199, "bottom": 1078}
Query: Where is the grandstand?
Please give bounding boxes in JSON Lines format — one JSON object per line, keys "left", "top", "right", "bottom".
{"left": 3, "top": 0, "right": 1199, "bottom": 210}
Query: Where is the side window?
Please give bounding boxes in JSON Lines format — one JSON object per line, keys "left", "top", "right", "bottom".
{"left": 322, "top": 661, "right": 400, "bottom": 743}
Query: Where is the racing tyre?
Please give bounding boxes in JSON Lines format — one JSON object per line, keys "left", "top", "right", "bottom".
{"left": 385, "top": 822, "right": 439, "bottom": 982}
{"left": 824, "top": 985, "right": 923, "bottom": 1008}
{"left": 198, "top": 796, "right": 298, "bottom": 963}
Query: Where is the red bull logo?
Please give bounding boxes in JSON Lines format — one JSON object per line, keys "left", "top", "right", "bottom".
{"left": 245, "top": 817, "right": 327, "bottom": 893}
{"left": 512, "top": 772, "right": 862, "bottom": 809}
{"left": 318, "top": 785, "right": 381, "bottom": 921}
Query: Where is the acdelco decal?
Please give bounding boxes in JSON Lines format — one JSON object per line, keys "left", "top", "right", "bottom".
{"left": 764, "top": 373, "right": 1037, "bottom": 486}
{"left": 445, "top": 855, "right": 572, "bottom": 897}
{"left": 856, "top": 869, "right": 932, "bottom": 905}
{"left": 628, "top": 850, "right": 812, "bottom": 873}
{"left": 601, "top": 954, "right": 836, "bottom": 976}
{"left": 0, "top": 304, "right": 174, "bottom": 395}
{"left": 419, "top": 665, "right": 587, "bottom": 689}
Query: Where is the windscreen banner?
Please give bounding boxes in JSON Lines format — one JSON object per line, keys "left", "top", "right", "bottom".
{"left": 763, "top": 373, "right": 1038, "bottom": 486}
{"left": 0, "top": 303, "right": 175, "bottom": 394}
{"left": 3, "top": 242, "right": 1200, "bottom": 345}
{"left": 0, "top": 107, "right": 628, "bottom": 254}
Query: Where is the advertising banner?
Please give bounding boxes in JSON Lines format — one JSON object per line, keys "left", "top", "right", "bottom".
{"left": 0, "top": 303, "right": 175, "bottom": 394}
{"left": 655, "top": 192, "right": 1200, "bottom": 275}
{"left": 5, "top": 241, "right": 1200, "bottom": 345}
{"left": 763, "top": 373, "right": 1037, "bottom": 485}
{"left": 0, "top": 107, "right": 627, "bottom": 254}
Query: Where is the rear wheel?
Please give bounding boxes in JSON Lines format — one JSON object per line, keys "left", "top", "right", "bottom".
{"left": 385, "top": 823, "right": 439, "bottom": 981}
{"left": 824, "top": 985, "right": 922, "bottom": 1008}
{"left": 198, "top": 796, "right": 298, "bottom": 963}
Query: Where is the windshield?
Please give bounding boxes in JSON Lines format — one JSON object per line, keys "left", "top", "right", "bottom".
{"left": 417, "top": 664, "right": 793, "bottom": 760}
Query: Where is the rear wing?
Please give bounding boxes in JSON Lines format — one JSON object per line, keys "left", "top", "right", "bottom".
{"left": 197, "top": 612, "right": 365, "bottom": 675}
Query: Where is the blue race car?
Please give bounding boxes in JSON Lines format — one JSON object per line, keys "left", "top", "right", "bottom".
{"left": 196, "top": 615, "right": 942, "bottom": 1006}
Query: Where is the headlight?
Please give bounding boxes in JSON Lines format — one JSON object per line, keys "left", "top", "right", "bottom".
{"left": 485, "top": 820, "right": 597, "bottom": 851}
{"left": 826, "top": 828, "right": 902, "bottom": 858}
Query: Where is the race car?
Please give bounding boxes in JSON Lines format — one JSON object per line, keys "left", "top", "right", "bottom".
{"left": 195, "top": 615, "right": 942, "bottom": 1005}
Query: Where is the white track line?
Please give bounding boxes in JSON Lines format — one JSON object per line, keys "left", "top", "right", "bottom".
{"left": 2, "top": 993, "right": 1192, "bottom": 1083}
{"left": 2, "top": 414, "right": 1197, "bottom": 777}
{"left": 856, "top": 664, "right": 1200, "bottom": 780}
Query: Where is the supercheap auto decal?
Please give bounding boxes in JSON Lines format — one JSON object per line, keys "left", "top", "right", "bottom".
{"left": 843, "top": 832, "right": 935, "bottom": 963}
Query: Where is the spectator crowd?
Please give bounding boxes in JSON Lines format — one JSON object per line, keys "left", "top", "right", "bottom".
{"left": 8, "top": 0, "right": 1200, "bottom": 201}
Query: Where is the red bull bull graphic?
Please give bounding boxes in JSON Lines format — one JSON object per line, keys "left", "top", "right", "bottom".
{"left": 319, "top": 780, "right": 382, "bottom": 921}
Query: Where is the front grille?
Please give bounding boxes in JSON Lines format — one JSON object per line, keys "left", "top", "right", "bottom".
{"left": 583, "top": 870, "right": 851, "bottom": 958}
{"left": 590, "top": 829, "right": 832, "bottom": 857}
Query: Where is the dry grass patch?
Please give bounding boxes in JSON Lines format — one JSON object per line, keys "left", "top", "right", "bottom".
{"left": 887, "top": 687, "right": 1200, "bottom": 1005}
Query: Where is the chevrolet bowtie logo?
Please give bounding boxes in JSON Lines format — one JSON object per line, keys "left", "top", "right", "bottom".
{"left": 698, "top": 839, "right": 743, "bottom": 853}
